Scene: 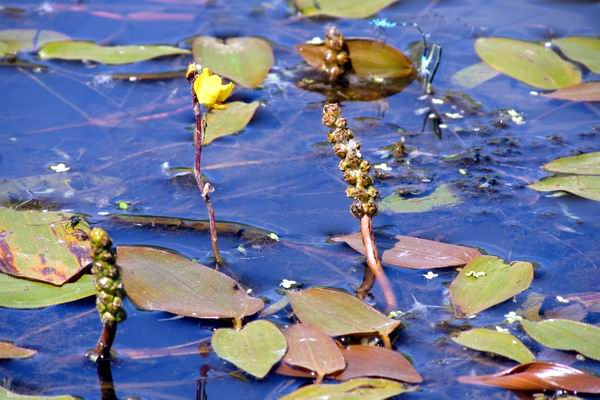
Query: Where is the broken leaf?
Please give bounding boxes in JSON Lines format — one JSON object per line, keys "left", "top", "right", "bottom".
{"left": 543, "top": 82, "right": 600, "bottom": 102}
{"left": 528, "top": 175, "right": 600, "bottom": 201}
{"left": 379, "top": 184, "right": 461, "bottom": 213}
{"left": 451, "top": 62, "right": 500, "bottom": 89}
{"left": 449, "top": 255, "right": 534, "bottom": 316}
{"left": 0, "top": 29, "right": 69, "bottom": 55}
{"left": 204, "top": 101, "right": 260, "bottom": 144}
{"left": 294, "top": 0, "right": 399, "bottom": 19}
{"left": 543, "top": 151, "right": 600, "bottom": 175}
{"left": 0, "top": 341, "right": 36, "bottom": 359}
{"left": 0, "top": 387, "right": 77, "bottom": 399}
{"left": 336, "top": 345, "right": 422, "bottom": 383}
{"left": 117, "top": 246, "right": 263, "bottom": 322}
{"left": 211, "top": 320, "right": 286, "bottom": 379}
{"left": 451, "top": 328, "right": 535, "bottom": 363}
{"left": 552, "top": 37, "right": 600, "bottom": 73}
{"left": 281, "top": 378, "right": 413, "bottom": 400}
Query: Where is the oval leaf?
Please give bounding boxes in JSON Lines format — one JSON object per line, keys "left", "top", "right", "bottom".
{"left": 528, "top": 175, "right": 600, "bottom": 201}
{"left": 204, "top": 101, "right": 260, "bottom": 144}
{"left": 192, "top": 36, "right": 273, "bottom": 88}
{"left": 543, "top": 82, "right": 600, "bottom": 102}
{"left": 0, "top": 341, "right": 36, "bottom": 359}
{"left": 211, "top": 320, "right": 286, "bottom": 379}
{"left": 379, "top": 184, "right": 461, "bottom": 214}
{"left": 449, "top": 256, "right": 534, "bottom": 316}
{"left": 475, "top": 37, "right": 582, "bottom": 90}
{"left": 521, "top": 319, "right": 600, "bottom": 361}
{"left": 287, "top": 288, "right": 400, "bottom": 337}
{"left": 543, "top": 151, "right": 600, "bottom": 175}
{"left": 0, "top": 208, "right": 91, "bottom": 285}
{"left": 117, "top": 246, "right": 264, "bottom": 321}
{"left": 39, "top": 41, "right": 189, "bottom": 65}
{"left": 0, "top": 387, "right": 77, "bottom": 400}
{"left": 458, "top": 362, "right": 600, "bottom": 393}
{"left": 0, "top": 29, "right": 69, "bottom": 54}
{"left": 451, "top": 62, "right": 500, "bottom": 89}
{"left": 284, "top": 323, "right": 345, "bottom": 378}
{"left": 552, "top": 36, "right": 600, "bottom": 73}
{"left": 451, "top": 328, "right": 535, "bottom": 363}
{"left": 336, "top": 345, "right": 422, "bottom": 383}
{"left": 294, "top": 0, "right": 399, "bottom": 18}
{"left": 281, "top": 378, "right": 413, "bottom": 400}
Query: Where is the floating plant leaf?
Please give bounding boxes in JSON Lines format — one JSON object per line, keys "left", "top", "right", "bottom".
{"left": 565, "top": 292, "right": 600, "bottom": 312}
{"left": 451, "top": 62, "right": 500, "bottom": 89}
{"left": 0, "top": 341, "right": 36, "bottom": 359}
{"left": 543, "top": 151, "right": 600, "bottom": 175}
{"left": 283, "top": 324, "right": 346, "bottom": 379}
{"left": 39, "top": 41, "right": 189, "bottom": 65}
{"left": 552, "top": 37, "right": 600, "bottom": 73}
{"left": 281, "top": 378, "right": 413, "bottom": 400}
{"left": 211, "top": 320, "right": 287, "bottom": 379}
{"left": 192, "top": 36, "right": 274, "bottom": 88}
{"left": 294, "top": 0, "right": 399, "bottom": 19}
{"left": 0, "top": 273, "right": 94, "bottom": 309}
{"left": 475, "top": 37, "right": 582, "bottom": 90}
{"left": 336, "top": 345, "right": 423, "bottom": 383}
{"left": 332, "top": 233, "right": 481, "bottom": 269}
{"left": 521, "top": 319, "right": 600, "bottom": 361}
{"left": 528, "top": 175, "right": 600, "bottom": 201}
{"left": 117, "top": 246, "right": 264, "bottom": 322}
{"left": 449, "top": 255, "right": 534, "bottom": 316}
{"left": 457, "top": 362, "right": 600, "bottom": 393}
{"left": 379, "top": 185, "right": 460, "bottom": 214}
{"left": 0, "top": 29, "right": 69, "bottom": 54}
{"left": 543, "top": 82, "right": 600, "bottom": 102}
{"left": 0, "top": 208, "right": 91, "bottom": 285}
{"left": 0, "top": 41, "right": 11, "bottom": 58}
{"left": 287, "top": 288, "right": 400, "bottom": 337}
{"left": 0, "top": 387, "right": 77, "bottom": 400}
{"left": 204, "top": 101, "right": 260, "bottom": 144}
{"left": 451, "top": 328, "right": 535, "bottom": 363}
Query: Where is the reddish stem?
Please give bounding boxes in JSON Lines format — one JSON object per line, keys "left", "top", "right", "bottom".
{"left": 95, "top": 322, "right": 116, "bottom": 360}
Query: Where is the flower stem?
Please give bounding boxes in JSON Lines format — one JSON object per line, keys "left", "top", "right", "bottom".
{"left": 94, "top": 321, "right": 116, "bottom": 361}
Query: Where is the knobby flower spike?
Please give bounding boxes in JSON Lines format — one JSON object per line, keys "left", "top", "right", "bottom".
{"left": 322, "top": 103, "right": 397, "bottom": 310}
{"left": 322, "top": 26, "right": 349, "bottom": 81}
{"left": 193, "top": 67, "right": 235, "bottom": 110}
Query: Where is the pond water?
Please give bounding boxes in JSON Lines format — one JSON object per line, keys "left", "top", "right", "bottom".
{"left": 1, "top": 0, "right": 599, "bottom": 399}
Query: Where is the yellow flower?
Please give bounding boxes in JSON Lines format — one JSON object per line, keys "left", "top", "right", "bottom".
{"left": 193, "top": 68, "right": 234, "bottom": 110}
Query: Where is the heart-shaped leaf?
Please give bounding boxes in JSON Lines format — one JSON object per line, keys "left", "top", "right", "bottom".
{"left": 284, "top": 323, "right": 345, "bottom": 380}
{"left": 552, "top": 36, "right": 600, "bottom": 73}
{"left": 543, "top": 82, "right": 600, "bottom": 102}
{"left": 449, "top": 256, "right": 534, "bottom": 316}
{"left": 0, "top": 208, "right": 91, "bottom": 285}
{"left": 204, "top": 101, "right": 260, "bottom": 144}
{"left": 451, "top": 328, "right": 535, "bottom": 363}
{"left": 117, "top": 246, "right": 264, "bottom": 323}
{"left": 458, "top": 362, "right": 600, "bottom": 393}
{"left": 192, "top": 36, "right": 273, "bottom": 88}
{"left": 39, "top": 41, "right": 189, "bottom": 65}
{"left": 528, "top": 175, "right": 600, "bottom": 201}
{"left": 543, "top": 151, "right": 600, "bottom": 175}
{"left": 475, "top": 37, "right": 582, "bottom": 90}
{"left": 287, "top": 288, "right": 400, "bottom": 338}
{"left": 281, "top": 378, "right": 413, "bottom": 400}
{"left": 0, "top": 341, "right": 36, "bottom": 359}
{"left": 336, "top": 345, "right": 423, "bottom": 383}
{"left": 0, "top": 387, "right": 78, "bottom": 399}
{"left": 294, "top": 0, "right": 399, "bottom": 18}
{"left": 451, "top": 62, "right": 500, "bottom": 89}
{"left": 521, "top": 319, "right": 600, "bottom": 361}
{"left": 379, "top": 184, "right": 461, "bottom": 213}
{"left": 211, "top": 320, "right": 287, "bottom": 378}
{"left": 0, "top": 29, "right": 69, "bottom": 54}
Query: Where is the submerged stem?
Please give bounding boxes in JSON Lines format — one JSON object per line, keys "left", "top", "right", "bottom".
{"left": 380, "top": 333, "right": 392, "bottom": 350}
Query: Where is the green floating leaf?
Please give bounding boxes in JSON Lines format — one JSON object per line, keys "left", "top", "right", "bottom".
{"left": 543, "top": 151, "right": 600, "bottom": 175}
{"left": 117, "top": 246, "right": 264, "bottom": 322}
{"left": 192, "top": 36, "right": 274, "bottom": 88}
{"left": 0, "top": 273, "right": 94, "bottom": 309}
{"left": 0, "top": 208, "right": 91, "bottom": 285}
{"left": 39, "top": 41, "right": 189, "bottom": 65}
{"left": 521, "top": 319, "right": 600, "bottom": 361}
{"left": 451, "top": 328, "right": 535, "bottom": 363}
{"left": 287, "top": 288, "right": 400, "bottom": 338}
{"left": 475, "top": 37, "right": 582, "bottom": 90}
{"left": 0, "top": 29, "right": 69, "bottom": 55}
{"left": 0, "top": 387, "right": 77, "bottom": 399}
{"left": 543, "top": 82, "right": 600, "bottom": 102}
{"left": 379, "top": 184, "right": 460, "bottom": 214}
{"left": 294, "top": 0, "right": 398, "bottom": 18}
{"left": 0, "top": 41, "right": 11, "bottom": 58}
{"left": 528, "top": 175, "right": 600, "bottom": 201}
{"left": 552, "top": 36, "right": 600, "bottom": 73}
{"left": 211, "top": 320, "right": 286, "bottom": 379}
{"left": 449, "top": 255, "right": 534, "bottom": 316}
{"left": 204, "top": 101, "right": 260, "bottom": 144}
{"left": 451, "top": 62, "right": 500, "bottom": 89}
{"left": 281, "top": 378, "right": 413, "bottom": 400}
{"left": 0, "top": 341, "right": 37, "bottom": 359}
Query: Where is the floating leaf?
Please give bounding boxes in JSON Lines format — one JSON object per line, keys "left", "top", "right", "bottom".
{"left": 294, "top": 0, "right": 399, "bottom": 18}
{"left": 521, "top": 319, "right": 600, "bottom": 361}
{"left": 552, "top": 37, "right": 600, "bottom": 73}
{"left": 543, "top": 82, "right": 600, "bottom": 102}
{"left": 284, "top": 324, "right": 345, "bottom": 380}
{"left": 528, "top": 175, "right": 600, "bottom": 201}
{"left": 564, "top": 292, "right": 600, "bottom": 312}
{"left": 0, "top": 387, "right": 77, "bottom": 400}
{"left": 451, "top": 328, "right": 535, "bottom": 363}
{"left": 192, "top": 36, "right": 274, "bottom": 88}
{"left": 204, "top": 101, "right": 260, "bottom": 144}
{"left": 336, "top": 345, "right": 422, "bottom": 383}
{"left": 211, "top": 320, "right": 286, "bottom": 379}
{"left": 281, "top": 378, "right": 413, "bottom": 400}
{"left": 332, "top": 233, "right": 481, "bottom": 269}
{"left": 475, "top": 37, "right": 582, "bottom": 90}
{"left": 449, "top": 255, "right": 534, "bottom": 316}
{"left": 451, "top": 62, "right": 500, "bottom": 89}
{"left": 379, "top": 184, "right": 460, "bottom": 214}
{"left": 0, "top": 29, "right": 69, "bottom": 55}
{"left": 39, "top": 41, "right": 189, "bottom": 65}
{"left": 458, "top": 362, "right": 600, "bottom": 393}
{"left": 0, "top": 208, "right": 91, "bottom": 285}
{"left": 287, "top": 288, "right": 400, "bottom": 338}
{"left": 543, "top": 151, "right": 600, "bottom": 175}
{"left": 117, "top": 246, "right": 263, "bottom": 322}
{"left": 0, "top": 341, "right": 36, "bottom": 359}
{"left": 0, "top": 273, "right": 94, "bottom": 309}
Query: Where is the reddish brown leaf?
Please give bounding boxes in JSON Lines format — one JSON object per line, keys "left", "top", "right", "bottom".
{"left": 565, "top": 292, "right": 600, "bottom": 312}
{"left": 275, "top": 361, "right": 316, "bottom": 379}
{"left": 0, "top": 341, "right": 36, "bottom": 359}
{"left": 284, "top": 324, "right": 345, "bottom": 379}
{"left": 458, "top": 362, "right": 600, "bottom": 393}
{"left": 335, "top": 345, "right": 422, "bottom": 383}
{"left": 543, "top": 82, "right": 600, "bottom": 102}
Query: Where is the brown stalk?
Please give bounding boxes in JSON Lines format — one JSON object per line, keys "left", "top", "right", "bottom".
{"left": 94, "top": 321, "right": 116, "bottom": 360}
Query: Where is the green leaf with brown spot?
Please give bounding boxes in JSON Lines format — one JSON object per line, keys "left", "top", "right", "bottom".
{"left": 281, "top": 378, "right": 414, "bottom": 400}
{"left": 0, "top": 341, "right": 37, "bottom": 359}
{"left": 451, "top": 328, "right": 535, "bottom": 363}
{"left": 379, "top": 184, "right": 461, "bottom": 214}
{"left": 552, "top": 36, "right": 600, "bottom": 73}
{"left": 528, "top": 175, "right": 600, "bottom": 201}
{"left": 543, "top": 152, "right": 600, "bottom": 175}
{"left": 0, "top": 387, "right": 77, "bottom": 399}
{"left": 0, "top": 29, "right": 69, "bottom": 55}
{"left": 294, "top": 0, "right": 399, "bottom": 18}
{"left": 204, "top": 101, "right": 260, "bottom": 144}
